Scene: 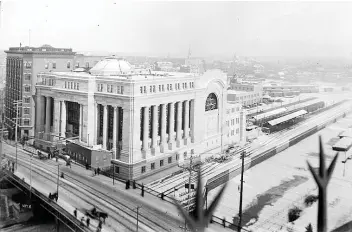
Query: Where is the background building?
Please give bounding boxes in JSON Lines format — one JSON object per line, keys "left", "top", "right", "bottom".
{"left": 4, "top": 45, "right": 76, "bottom": 140}
{"left": 35, "top": 57, "right": 246, "bottom": 180}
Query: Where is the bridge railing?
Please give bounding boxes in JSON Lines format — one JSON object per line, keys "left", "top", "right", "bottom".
{"left": 3, "top": 169, "right": 90, "bottom": 232}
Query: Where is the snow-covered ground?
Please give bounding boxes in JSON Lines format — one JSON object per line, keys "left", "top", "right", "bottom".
{"left": 208, "top": 113, "right": 352, "bottom": 232}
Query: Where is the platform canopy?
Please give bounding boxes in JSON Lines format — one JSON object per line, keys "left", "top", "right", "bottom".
{"left": 253, "top": 107, "right": 287, "bottom": 121}
{"left": 268, "top": 109, "right": 307, "bottom": 126}
{"left": 333, "top": 137, "right": 352, "bottom": 152}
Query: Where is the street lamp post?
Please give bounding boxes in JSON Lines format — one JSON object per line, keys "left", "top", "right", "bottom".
{"left": 57, "top": 164, "right": 60, "bottom": 195}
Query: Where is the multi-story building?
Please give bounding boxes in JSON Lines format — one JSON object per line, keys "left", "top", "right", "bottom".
{"left": 263, "top": 84, "right": 319, "bottom": 96}
{"left": 225, "top": 103, "right": 246, "bottom": 145}
{"left": 4, "top": 45, "right": 76, "bottom": 139}
{"left": 34, "top": 57, "right": 246, "bottom": 180}
{"left": 227, "top": 81, "right": 263, "bottom": 107}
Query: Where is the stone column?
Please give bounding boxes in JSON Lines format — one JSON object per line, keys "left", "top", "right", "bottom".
{"left": 184, "top": 100, "right": 190, "bottom": 145}
{"left": 160, "top": 104, "right": 167, "bottom": 152}
{"left": 53, "top": 99, "right": 60, "bottom": 140}
{"left": 102, "top": 104, "right": 108, "bottom": 150}
{"left": 112, "top": 106, "right": 118, "bottom": 159}
{"left": 79, "top": 104, "right": 83, "bottom": 142}
{"left": 142, "top": 106, "right": 149, "bottom": 151}
{"left": 35, "top": 95, "right": 45, "bottom": 137}
{"left": 168, "top": 102, "right": 175, "bottom": 150}
{"left": 45, "top": 97, "right": 52, "bottom": 140}
{"left": 151, "top": 105, "right": 158, "bottom": 154}
{"left": 190, "top": 99, "right": 195, "bottom": 142}
{"left": 176, "top": 101, "right": 182, "bottom": 147}
{"left": 60, "top": 100, "right": 66, "bottom": 138}
{"left": 95, "top": 103, "right": 99, "bottom": 145}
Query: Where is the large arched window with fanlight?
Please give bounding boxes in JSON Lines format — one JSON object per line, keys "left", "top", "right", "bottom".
{"left": 205, "top": 93, "right": 218, "bottom": 111}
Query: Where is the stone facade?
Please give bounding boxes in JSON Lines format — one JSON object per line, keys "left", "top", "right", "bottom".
{"left": 34, "top": 57, "right": 246, "bottom": 180}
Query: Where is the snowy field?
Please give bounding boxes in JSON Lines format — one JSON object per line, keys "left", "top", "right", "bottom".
{"left": 208, "top": 113, "right": 352, "bottom": 232}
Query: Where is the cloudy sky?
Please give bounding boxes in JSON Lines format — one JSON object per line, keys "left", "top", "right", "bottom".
{"left": 1, "top": 0, "right": 352, "bottom": 58}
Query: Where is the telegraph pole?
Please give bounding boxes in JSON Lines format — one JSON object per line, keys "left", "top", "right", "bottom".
{"left": 0, "top": 96, "right": 3, "bottom": 166}
{"left": 57, "top": 164, "right": 60, "bottom": 194}
{"left": 238, "top": 151, "right": 245, "bottom": 232}
{"left": 14, "top": 100, "right": 22, "bottom": 171}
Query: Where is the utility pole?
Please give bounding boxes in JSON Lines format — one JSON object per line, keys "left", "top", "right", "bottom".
{"left": 30, "top": 152, "right": 32, "bottom": 199}
{"left": 0, "top": 96, "right": 3, "bottom": 166}
{"left": 14, "top": 100, "right": 22, "bottom": 171}
{"left": 135, "top": 206, "right": 141, "bottom": 232}
{"left": 238, "top": 151, "right": 245, "bottom": 232}
{"left": 57, "top": 164, "right": 60, "bottom": 194}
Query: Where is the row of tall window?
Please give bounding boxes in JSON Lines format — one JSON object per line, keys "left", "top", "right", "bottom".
{"left": 43, "top": 78, "right": 56, "bottom": 86}
{"left": 140, "top": 81, "right": 195, "bottom": 94}
{"left": 229, "top": 128, "right": 239, "bottom": 136}
{"left": 140, "top": 156, "right": 177, "bottom": 174}
{"left": 97, "top": 83, "right": 124, "bottom": 94}
{"left": 65, "top": 81, "right": 79, "bottom": 90}
{"left": 227, "top": 117, "right": 240, "bottom": 126}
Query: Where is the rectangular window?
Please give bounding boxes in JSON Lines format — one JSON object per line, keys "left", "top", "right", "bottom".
{"left": 141, "top": 166, "right": 146, "bottom": 173}
{"left": 24, "top": 97, "right": 30, "bottom": 103}
{"left": 65, "top": 81, "right": 67, "bottom": 88}
{"left": 160, "top": 160, "right": 164, "bottom": 167}
{"left": 151, "top": 162, "right": 155, "bottom": 170}
{"left": 24, "top": 86, "right": 30, "bottom": 92}
{"left": 25, "top": 74, "right": 31, "bottom": 80}
{"left": 45, "top": 63, "right": 49, "bottom": 69}
{"left": 77, "top": 83, "right": 79, "bottom": 90}
{"left": 144, "top": 86, "right": 146, "bottom": 93}
{"left": 117, "top": 86, "right": 120, "bottom": 93}
{"left": 159, "top": 85, "right": 161, "bottom": 92}
{"left": 121, "top": 86, "right": 124, "bottom": 94}
{"left": 150, "top": 86, "right": 152, "bottom": 93}
{"left": 114, "top": 166, "right": 120, "bottom": 174}
{"left": 74, "top": 82, "right": 77, "bottom": 90}
{"left": 168, "top": 157, "right": 172, "bottom": 164}
{"left": 170, "top": 84, "right": 173, "bottom": 91}
{"left": 176, "top": 153, "right": 179, "bottom": 160}
{"left": 236, "top": 128, "right": 239, "bottom": 134}
{"left": 67, "top": 61, "right": 71, "bottom": 69}
{"left": 140, "top": 87, "right": 143, "bottom": 93}
{"left": 162, "top": 85, "right": 164, "bottom": 92}
{"left": 52, "top": 62, "right": 56, "bottom": 69}
{"left": 153, "top": 85, "right": 156, "bottom": 93}
{"left": 167, "top": 84, "right": 169, "bottom": 91}
{"left": 23, "top": 119, "right": 30, "bottom": 125}
{"left": 24, "top": 108, "right": 30, "bottom": 114}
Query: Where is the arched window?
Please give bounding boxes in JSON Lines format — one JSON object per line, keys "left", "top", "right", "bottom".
{"left": 205, "top": 93, "right": 218, "bottom": 111}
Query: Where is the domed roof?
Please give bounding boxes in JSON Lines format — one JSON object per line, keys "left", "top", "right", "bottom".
{"left": 90, "top": 57, "right": 133, "bottom": 76}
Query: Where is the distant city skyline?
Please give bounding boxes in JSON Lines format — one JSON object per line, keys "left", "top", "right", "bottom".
{"left": 1, "top": 1, "right": 352, "bottom": 58}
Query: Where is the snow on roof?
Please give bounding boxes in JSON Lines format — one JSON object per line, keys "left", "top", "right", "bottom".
{"left": 268, "top": 110, "right": 307, "bottom": 126}
{"left": 253, "top": 108, "right": 287, "bottom": 121}
{"left": 333, "top": 137, "right": 352, "bottom": 151}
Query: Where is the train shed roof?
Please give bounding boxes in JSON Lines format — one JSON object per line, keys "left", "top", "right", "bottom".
{"left": 268, "top": 110, "right": 307, "bottom": 126}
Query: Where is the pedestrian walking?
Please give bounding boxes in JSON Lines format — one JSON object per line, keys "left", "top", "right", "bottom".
{"left": 97, "top": 167, "right": 100, "bottom": 175}
{"left": 98, "top": 219, "right": 103, "bottom": 229}
{"left": 73, "top": 208, "right": 77, "bottom": 218}
{"left": 80, "top": 216, "right": 85, "bottom": 226}
{"left": 86, "top": 217, "right": 90, "bottom": 227}
{"left": 94, "top": 169, "right": 97, "bottom": 176}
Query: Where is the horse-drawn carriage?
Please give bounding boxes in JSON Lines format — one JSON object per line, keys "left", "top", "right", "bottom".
{"left": 85, "top": 207, "right": 108, "bottom": 223}
{"left": 48, "top": 192, "right": 58, "bottom": 202}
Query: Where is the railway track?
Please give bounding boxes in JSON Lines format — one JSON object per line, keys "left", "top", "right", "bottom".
{"left": 3, "top": 149, "right": 182, "bottom": 232}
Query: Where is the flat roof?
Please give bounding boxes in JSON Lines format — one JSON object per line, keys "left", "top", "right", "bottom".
{"left": 268, "top": 109, "right": 307, "bottom": 126}
{"left": 253, "top": 108, "right": 287, "bottom": 121}
{"left": 333, "top": 137, "right": 352, "bottom": 152}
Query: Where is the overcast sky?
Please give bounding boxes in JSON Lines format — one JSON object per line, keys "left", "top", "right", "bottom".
{"left": 1, "top": 0, "right": 352, "bottom": 58}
